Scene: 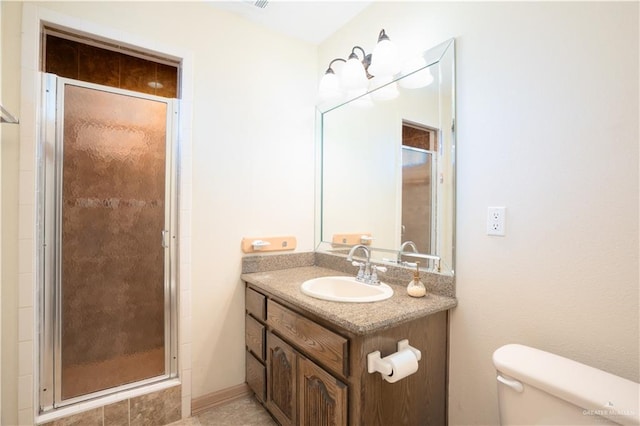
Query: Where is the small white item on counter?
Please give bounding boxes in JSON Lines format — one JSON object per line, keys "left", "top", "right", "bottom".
{"left": 407, "top": 261, "right": 427, "bottom": 298}
{"left": 407, "top": 284, "right": 426, "bottom": 297}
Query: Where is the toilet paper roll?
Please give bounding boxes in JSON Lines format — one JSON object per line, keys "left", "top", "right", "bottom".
{"left": 382, "top": 348, "right": 420, "bottom": 383}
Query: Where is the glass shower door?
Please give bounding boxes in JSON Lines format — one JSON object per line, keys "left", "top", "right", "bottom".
{"left": 40, "top": 75, "right": 178, "bottom": 409}
{"left": 401, "top": 146, "right": 436, "bottom": 254}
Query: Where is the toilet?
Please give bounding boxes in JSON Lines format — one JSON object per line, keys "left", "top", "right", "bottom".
{"left": 493, "top": 344, "right": 640, "bottom": 425}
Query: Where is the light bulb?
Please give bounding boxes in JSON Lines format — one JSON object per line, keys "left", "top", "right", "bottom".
{"left": 369, "top": 30, "right": 400, "bottom": 78}
{"left": 399, "top": 55, "right": 434, "bottom": 89}
{"left": 350, "top": 93, "right": 374, "bottom": 108}
{"left": 318, "top": 70, "right": 342, "bottom": 101}
{"left": 341, "top": 54, "right": 368, "bottom": 91}
{"left": 369, "top": 75, "right": 399, "bottom": 101}
{"left": 399, "top": 67, "right": 434, "bottom": 89}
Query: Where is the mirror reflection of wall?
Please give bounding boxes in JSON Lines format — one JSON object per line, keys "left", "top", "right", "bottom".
{"left": 321, "top": 70, "right": 440, "bottom": 253}
{"left": 322, "top": 98, "right": 400, "bottom": 251}
{"left": 401, "top": 122, "right": 437, "bottom": 256}
{"left": 317, "top": 39, "right": 455, "bottom": 276}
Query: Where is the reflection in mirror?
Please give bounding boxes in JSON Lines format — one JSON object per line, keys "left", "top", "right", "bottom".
{"left": 401, "top": 122, "right": 437, "bottom": 256}
{"left": 316, "top": 38, "right": 455, "bottom": 276}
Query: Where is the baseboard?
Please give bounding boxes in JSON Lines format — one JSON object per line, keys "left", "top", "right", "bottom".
{"left": 191, "top": 383, "right": 251, "bottom": 415}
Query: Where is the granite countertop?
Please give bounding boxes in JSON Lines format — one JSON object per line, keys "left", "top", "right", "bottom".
{"left": 241, "top": 266, "right": 457, "bottom": 336}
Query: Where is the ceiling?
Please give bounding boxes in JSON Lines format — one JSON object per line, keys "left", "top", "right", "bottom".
{"left": 205, "top": 1, "right": 372, "bottom": 44}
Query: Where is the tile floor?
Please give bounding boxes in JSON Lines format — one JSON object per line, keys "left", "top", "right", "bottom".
{"left": 170, "top": 395, "right": 276, "bottom": 426}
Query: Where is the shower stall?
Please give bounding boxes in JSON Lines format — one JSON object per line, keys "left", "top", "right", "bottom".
{"left": 39, "top": 74, "right": 178, "bottom": 411}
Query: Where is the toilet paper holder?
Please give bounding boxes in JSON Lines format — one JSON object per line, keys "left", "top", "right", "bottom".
{"left": 367, "top": 339, "right": 422, "bottom": 377}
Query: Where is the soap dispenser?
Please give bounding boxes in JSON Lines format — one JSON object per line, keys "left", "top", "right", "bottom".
{"left": 407, "top": 262, "right": 427, "bottom": 298}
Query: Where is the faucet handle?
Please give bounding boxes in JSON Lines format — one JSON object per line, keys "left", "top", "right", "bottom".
{"left": 351, "top": 261, "right": 365, "bottom": 281}
{"left": 370, "top": 265, "right": 387, "bottom": 285}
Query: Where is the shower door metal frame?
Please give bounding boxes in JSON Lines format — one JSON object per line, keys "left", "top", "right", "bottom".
{"left": 39, "top": 74, "right": 179, "bottom": 412}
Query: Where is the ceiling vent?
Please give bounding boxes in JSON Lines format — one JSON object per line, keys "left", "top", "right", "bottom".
{"left": 242, "top": 0, "right": 268, "bottom": 9}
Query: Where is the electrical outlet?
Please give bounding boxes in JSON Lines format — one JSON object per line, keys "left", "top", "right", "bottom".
{"left": 487, "top": 207, "right": 506, "bottom": 236}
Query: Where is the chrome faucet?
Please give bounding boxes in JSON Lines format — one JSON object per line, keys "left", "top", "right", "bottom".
{"left": 347, "top": 244, "right": 371, "bottom": 282}
{"left": 346, "top": 244, "right": 386, "bottom": 285}
{"left": 397, "top": 240, "right": 418, "bottom": 263}
{"left": 347, "top": 244, "right": 371, "bottom": 261}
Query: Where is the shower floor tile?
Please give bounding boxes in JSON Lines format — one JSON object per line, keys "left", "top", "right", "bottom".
{"left": 171, "top": 395, "right": 276, "bottom": 426}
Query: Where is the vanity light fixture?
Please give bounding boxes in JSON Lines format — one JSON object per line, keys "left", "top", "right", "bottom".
{"left": 368, "top": 29, "right": 400, "bottom": 78}
{"left": 318, "top": 29, "right": 400, "bottom": 102}
{"left": 318, "top": 58, "right": 346, "bottom": 100}
{"left": 341, "top": 46, "right": 370, "bottom": 93}
{"left": 399, "top": 55, "right": 434, "bottom": 89}
{"left": 369, "top": 75, "right": 399, "bottom": 101}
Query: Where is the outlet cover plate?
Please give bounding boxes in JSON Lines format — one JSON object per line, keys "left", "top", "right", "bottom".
{"left": 487, "top": 206, "right": 506, "bottom": 236}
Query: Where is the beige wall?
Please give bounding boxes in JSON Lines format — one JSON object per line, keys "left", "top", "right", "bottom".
{"left": 2, "top": 1, "right": 638, "bottom": 425}
{"left": 319, "top": 2, "right": 639, "bottom": 424}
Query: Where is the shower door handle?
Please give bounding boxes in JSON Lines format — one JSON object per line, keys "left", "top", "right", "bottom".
{"left": 161, "top": 230, "right": 169, "bottom": 248}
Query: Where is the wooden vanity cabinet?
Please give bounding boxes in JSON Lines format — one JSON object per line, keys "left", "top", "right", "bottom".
{"left": 266, "top": 333, "right": 298, "bottom": 425}
{"left": 298, "top": 355, "right": 348, "bottom": 425}
{"left": 264, "top": 316, "right": 349, "bottom": 426}
{"left": 245, "top": 288, "right": 267, "bottom": 402}
{"left": 245, "top": 284, "right": 448, "bottom": 426}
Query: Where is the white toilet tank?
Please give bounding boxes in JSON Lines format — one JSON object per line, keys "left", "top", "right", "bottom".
{"left": 493, "top": 344, "right": 639, "bottom": 425}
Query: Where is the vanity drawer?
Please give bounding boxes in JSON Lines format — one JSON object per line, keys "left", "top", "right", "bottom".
{"left": 246, "top": 351, "right": 266, "bottom": 402}
{"left": 246, "top": 287, "right": 266, "bottom": 321}
{"left": 267, "top": 300, "right": 348, "bottom": 377}
{"left": 246, "top": 314, "right": 265, "bottom": 360}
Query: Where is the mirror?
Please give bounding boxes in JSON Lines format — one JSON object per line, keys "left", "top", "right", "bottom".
{"left": 315, "top": 38, "right": 455, "bottom": 276}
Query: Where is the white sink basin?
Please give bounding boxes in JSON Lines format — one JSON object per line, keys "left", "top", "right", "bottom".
{"left": 301, "top": 276, "right": 393, "bottom": 303}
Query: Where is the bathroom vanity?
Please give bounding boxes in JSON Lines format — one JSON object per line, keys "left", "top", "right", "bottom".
{"left": 242, "top": 265, "right": 456, "bottom": 426}
{"left": 242, "top": 36, "right": 459, "bottom": 425}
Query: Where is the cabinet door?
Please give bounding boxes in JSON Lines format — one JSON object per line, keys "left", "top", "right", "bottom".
{"left": 266, "top": 332, "right": 297, "bottom": 426}
{"left": 298, "top": 357, "right": 347, "bottom": 426}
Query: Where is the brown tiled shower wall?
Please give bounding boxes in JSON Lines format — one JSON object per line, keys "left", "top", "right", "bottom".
{"left": 45, "top": 34, "right": 178, "bottom": 98}
{"left": 402, "top": 124, "right": 433, "bottom": 151}
{"left": 39, "top": 385, "right": 181, "bottom": 426}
